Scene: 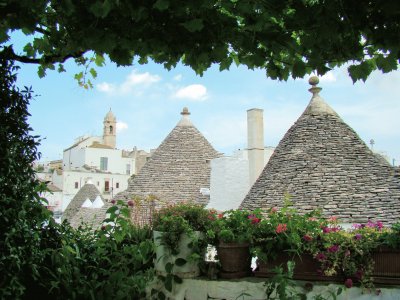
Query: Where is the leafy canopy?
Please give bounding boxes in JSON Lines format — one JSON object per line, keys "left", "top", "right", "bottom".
{"left": 1, "top": 0, "right": 399, "bottom": 83}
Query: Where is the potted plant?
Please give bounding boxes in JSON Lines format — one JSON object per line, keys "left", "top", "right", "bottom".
{"left": 206, "top": 209, "right": 262, "bottom": 278}
{"left": 152, "top": 202, "right": 210, "bottom": 279}
{"left": 253, "top": 204, "right": 328, "bottom": 280}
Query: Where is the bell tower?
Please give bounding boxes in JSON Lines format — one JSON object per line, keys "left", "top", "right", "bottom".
{"left": 103, "top": 109, "right": 116, "bottom": 148}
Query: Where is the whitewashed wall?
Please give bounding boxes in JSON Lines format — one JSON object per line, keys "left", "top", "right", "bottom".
{"left": 209, "top": 147, "right": 275, "bottom": 211}
{"left": 208, "top": 150, "right": 250, "bottom": 211}
{"left": 61, "top": 170, "right": 130, "bottom": 200}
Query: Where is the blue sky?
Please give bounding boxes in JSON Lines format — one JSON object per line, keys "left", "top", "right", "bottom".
{"left": 15, "top": 55, "right": 400, "bottom": 165}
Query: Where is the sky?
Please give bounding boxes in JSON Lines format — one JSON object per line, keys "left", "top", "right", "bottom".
{"left": 14, "top": 53, "right": 400, "bottom": 166}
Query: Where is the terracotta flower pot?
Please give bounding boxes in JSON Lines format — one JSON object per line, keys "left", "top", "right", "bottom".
{"left": 255, "top": 253, "right": 343, "bottom": 282}
{"left": 217, "top": 242, "right": 251, "bottom": 279}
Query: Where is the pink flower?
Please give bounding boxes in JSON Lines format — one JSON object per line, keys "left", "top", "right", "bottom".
{"left": 345, "top": 250, "right": 351, "bottom": 257}
{"left": 111, "top": 199, "right": 116, "bottom": 205}
{"left": 217, "top": 213, "right": 224, "bottom": 219}
{"left": 308, "top": 217, "right": 317, "bottom": 222}
{"left": 327, "top": 245, "right": 340, "bottom": 253}
{"left": 328, "top": 216, "right": 338, "bottom": 222}
{"left": 127, "top": 200, "right": 134, "bottom": 207}
{"left": 303, "top": 235, "right": 313, "bottom": 242}
{"left": 270, "top": 207, "right": 278, "bottom": 214}
{"left": 251, "top": 217, "right": 260, "bottom": 224}
{"left": 322, "top": 227, "right": 331, "bottom": 234}
{"left": 316, "top": 253, "right": 326, "bottom": 261}
{"left": 345, "top": 278, "right": 353, "bottom": 288}
{"left": 376, "top": 221, "right": 384, "bottom": 230}
{"left": 276, "top": 223, "right": 287, "bottom": 234}
{"left": 354, "top": 233, "right": 362, "bottom": 240}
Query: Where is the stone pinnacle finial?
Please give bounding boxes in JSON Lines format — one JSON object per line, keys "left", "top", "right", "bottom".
{"left": 308, "top": 76, "right": 322, "bottom": 96}
{"left": 181, "top": 107, "right": 190, "bottom": 115}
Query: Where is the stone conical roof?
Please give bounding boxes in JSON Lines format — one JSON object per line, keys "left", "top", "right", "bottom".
{"left": 115, "top": 107, "right": 221, "bottom": 206}
{"left": 62, "top": 182, "right": 104, "bottom": 222}
{"left": 240, "top": 77, "right": 400, "bottom": 224}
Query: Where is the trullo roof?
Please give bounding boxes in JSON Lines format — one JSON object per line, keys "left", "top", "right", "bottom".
{"left": 240, "top": 77, "right": 400, "bottom": 225}
{"left": 114, "top": 107, "right": 221, "bottom": 207}
{"left": 62, "top": 181, "right": 104, "bottom": 223}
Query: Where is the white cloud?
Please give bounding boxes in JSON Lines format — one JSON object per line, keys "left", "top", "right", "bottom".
{"left": 96, "top": 70, "right": 161, "bottom": 95}
{"left": 116, "top": 121, "right": 128, "bottom": 132}
{"left": 307, "top": 71, "right": 337, "bottom": 83}
{"left": 97, "top": 82, "right": 116, "bottom": 93}
{"left": 173, "top": 84, "right": 208, "bottom": 101}
{"left": 173, "top": 74, "right": 183, "bottom": 81}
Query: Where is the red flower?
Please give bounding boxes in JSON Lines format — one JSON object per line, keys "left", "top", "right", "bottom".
{"left": 217, "top": 213, "right": 224, "bottom": 219}
{"left": 303, "top": 235, "right": 313, "bottom": 242}
{"left": 208, "top": 215, "right": 215, "bottom": 221}
{"left": 127, "top": 200, "right": 134, "bottom": 207}
{"left": 111, "top": 199, "right": 116, "bottom": 205}
{"left": 251, "top": 217, "right": 260, "bottom": 224}
{"left": 345, "top": 278, "right": 353, "bottom": 288}
{"left": 276, "top": 223, "right": 287, "bottom": 234}
{"left": 270, "top": 207, "right": 278, "bottom": 214}
{"left": 101, "top": 225, "right": 106, "bottom": 231}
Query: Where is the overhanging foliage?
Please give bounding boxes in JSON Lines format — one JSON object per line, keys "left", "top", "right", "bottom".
{"left": 1, "top": 0, "right": 399, "bottom": 83}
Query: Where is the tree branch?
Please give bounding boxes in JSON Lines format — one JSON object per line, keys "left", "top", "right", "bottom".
{"left": 0, "top": 47, "right": 86, "bottom": 65}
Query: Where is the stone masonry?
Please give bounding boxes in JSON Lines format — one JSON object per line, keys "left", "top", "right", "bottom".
{"left": 240, "top": 77, "right": 400, "bottom": 225}
{"left": 114, "top": 108, "right": 221, "bottom": 208}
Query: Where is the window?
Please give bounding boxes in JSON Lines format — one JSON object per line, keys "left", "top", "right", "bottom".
{"left": 104, "top": 181, "right": 110, "bottom": 192}
{"left": 100, "top": 157, "right": 108, "bottom": 171}
{"left": 126, "top": 164, "right": 131, "bottom": 175}
{"left": 75, "top": 182, "right": 79, "bottom": 189}
{"left": 97, "top": 181, "right": 99, "bottom": 186}
{"left": 116, "top": 182, "right": 119, "bottom": 189}
{"left": 109, "top": 125, "right": 113, "bottom": 134}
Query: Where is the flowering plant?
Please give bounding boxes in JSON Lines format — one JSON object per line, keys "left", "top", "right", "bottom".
{"left": 252, "top": 202, "right": 326, "bottom": 262}
{"left": 206, "top": 209, "right": 262, "bottom": 244}
{"left": 304, "top": 219, "right": 386, "bottom": 289}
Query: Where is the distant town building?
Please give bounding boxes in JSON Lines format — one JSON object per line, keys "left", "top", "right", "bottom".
{"left": 240, "top": 77, "right": 400, "bottom": 225}
{"left": 37, "top": 110, "right": 150, "bottom": 220}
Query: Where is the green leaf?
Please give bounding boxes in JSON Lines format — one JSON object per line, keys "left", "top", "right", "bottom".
{"left": 174, "top": 258, "right": 187, "bottom": 266}
{"left": 165, "top": 275, "right": 173, "bottom": 292}
{"left": 94, "top": 53, "right": 105, "bottom": 67}
{"left": 90, "top": 0, "right": 113, "bottom": 18}
{"left": 153, "top": 0, "right": 169, "bottom": 11}
{"left": 182, "top": 19, "right": 204, "bottom": 32}
{"left": 74, "top": 71, "right": 83, "bottom": 81}
{"left": 57, "top": 64, "right": 66, "bottom": 73}
{"left": 165, "top": 262, "right": 173, "bottom": 273}
{"left": 292, "top": 60, "right": 306, "bottom": 79}
{"left": 37, "top": 66, "right": 46, "bottom": 78}
{"left": 348, "top": 59, "right": 376, "bottom": 83}
{"left": 89, "top": 68, "right": 97, "bottom": 79}
{"left": 375, "top": 54, "right": 397, "bottom": 73}
{"left": 173, "top": 275, "right": 183, "bottom": 283}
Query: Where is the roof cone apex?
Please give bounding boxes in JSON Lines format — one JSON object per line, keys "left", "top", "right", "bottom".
{"left": 177, "top": 107, "right": 193, "bottom": 127}
{"left": 301, "top": 77, "right": 339, "bottom": 117}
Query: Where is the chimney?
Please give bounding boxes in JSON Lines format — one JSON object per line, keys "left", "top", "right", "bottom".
{"left": 247, "top": 108, "right": 264, "bottom": 186}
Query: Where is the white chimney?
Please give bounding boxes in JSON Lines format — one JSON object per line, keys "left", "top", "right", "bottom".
{"left": 247, "top": 108, "right": 264, "bottom": 186}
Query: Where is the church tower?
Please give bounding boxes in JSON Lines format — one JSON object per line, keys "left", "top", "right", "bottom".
{"left": 103, "top": 109, "right": 116, "bottom": 148}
